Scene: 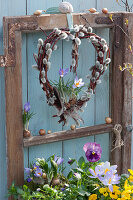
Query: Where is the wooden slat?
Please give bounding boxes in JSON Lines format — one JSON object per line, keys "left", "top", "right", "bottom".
{"left": 5, "top": 31, "right": 24, "bottom": 191}
{"left": 1, "top": 12, "right": 130, "bottom": 68}
{"left": 121, "top": 13, "right": 132, "bottom": 173}
{"left": 110, "top": 13, "right": 133, "bottom": 174}
{"left": 24, "top": 124, "right": 113, "bottom": 147}
{"left": 110, "top": 14, "right": 123, "bottom": 173}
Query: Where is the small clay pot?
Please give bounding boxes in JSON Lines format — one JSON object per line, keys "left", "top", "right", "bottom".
{"left": 89, "top": 8, "right": 97, "bottom": 13}
{"left": 23, "top": 130, "right": 31, "bottom": 138}
{"left": 47, "top": 130, "right": 52, "bottom": 134}
{"left": 105, "top": 117, "right": 112, "bottom": 124}
{"left": 102, "top": 8, "right": 108, "bottom": 14}
{"left": 52, "top": 177, "right": 60, "bottom": 186}
{"left": 39, "top": 129, "right": 46, "bottom": 136}
{"left": 70, "top": 125, "right": 76, "bottom": 130}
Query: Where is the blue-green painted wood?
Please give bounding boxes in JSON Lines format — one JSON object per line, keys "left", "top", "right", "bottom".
{"left": 22, "top": 33, "right": 29, "bottom": 168}
{"left": 26, "top": 0, "right": 64, "bottom": 167}
{"left": 95, "top": 28, "right": 110, "bottom": 162}
{"left": 63, "top": 136, "right": 94, "bottom": 175}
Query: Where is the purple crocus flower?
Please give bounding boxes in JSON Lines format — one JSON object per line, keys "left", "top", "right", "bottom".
{"left": 27, "top": 177, "right": 32, "bottom": 182}
{"left": 25, "top": 167, "right": 32, "bottom": 175}
{"left": 72, "top": 76, "right": 84, "bottom": 89}
{"left": 24, "top": 102, "right": 31, "bottom": 112}
{"left": 59, "top": 68, "right": 69, "bottom": 77}
{"left": 89, "top": 161, "right": 118, "bottom": 179}
{"left": 98, "top": 171, "right": 121, "bottom": 192}
{"left": 34, "top": 168, "right": 43, "bottom": 177}
{"left": 33, "top": 163, "right": 39, "bottom": 171}
{"left": 54, "top": 155, "right": 64, "bottom": 165}
{"left": 83, "top": 142, "right": 102, "bottom": 162}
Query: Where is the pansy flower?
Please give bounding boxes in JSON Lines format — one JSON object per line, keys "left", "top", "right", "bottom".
{"left": 72, "top": 76, "right": 84, "bottom": 89}
{"left": 24, "top": 102, "right": 31, "bottom": 112}
{"left": 59, "top": 68, "right": 69, "bottom": 77}
{"left": 83, "top": 142, "right": 102, "bottom": 162}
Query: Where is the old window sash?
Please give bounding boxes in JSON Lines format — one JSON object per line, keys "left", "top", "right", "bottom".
{"left": 0, "top": 13, "right": 132, "bottom": 192}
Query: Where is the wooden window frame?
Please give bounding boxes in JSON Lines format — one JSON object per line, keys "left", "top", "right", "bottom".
{"left": 0, "top": 12, "right": 132, "bottom": 194}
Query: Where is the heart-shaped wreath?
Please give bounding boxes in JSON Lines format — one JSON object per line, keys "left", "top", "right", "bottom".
{"left": 33, "top": 24, "right": 111, "bottom": 126}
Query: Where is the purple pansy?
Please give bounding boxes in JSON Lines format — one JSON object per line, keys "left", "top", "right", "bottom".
{"left": 72, "top": 76, "right": 84, "bottom": 89}
{"left": 83, "top": 142, "right": 102, "bottom": 162}
{"left": 59, "top": 68, "right": 69, "bottom": 77}
{"left": 24, "top": 102, "right": 31, "bottom": 112}
{"left": 25, "top": 168, "right": 32, "bottom": 175}
{"left": 34, "top": 168, "right": 43, "bottom": 177}
{"left": 54, "top": 155, "right": 64, "bottom": 165}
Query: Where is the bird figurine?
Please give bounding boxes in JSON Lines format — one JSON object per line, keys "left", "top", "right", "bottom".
{"left": 59, "top": 2, "right": 73, "bottom": 13}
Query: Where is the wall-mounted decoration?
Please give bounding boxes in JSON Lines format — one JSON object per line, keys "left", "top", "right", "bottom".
{"left": 33, "top": 25, "right": 111, "bottom": 126}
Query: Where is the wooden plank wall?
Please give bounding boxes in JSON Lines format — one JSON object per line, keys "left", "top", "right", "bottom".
{"left": 0, "top": 0, "right": 132, "bottom": 199}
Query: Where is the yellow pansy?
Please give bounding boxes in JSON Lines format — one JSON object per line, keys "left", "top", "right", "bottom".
{"left": 121, "top": 190, "right": 131, "bottom": 199}
{"left": 129, "top": 175, "right": 133, "bottom": 182}
{"left": 124, "top": 179, "right": 131, "bottom": 191}
{"left": 108, "top": 185, "right": 121, "bottom": 199}
{"left": 88, "top": 194, "right": 97, "bottom": 200}
{"left": 99, "top": 187, "right": 108, "bottom": 197}
{"left": 128, "top": 169, "right": 133, "bottom": 176}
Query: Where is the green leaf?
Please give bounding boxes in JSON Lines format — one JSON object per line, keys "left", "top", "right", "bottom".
{"left": 78, "top": 156, "right": 85, "bottom": 168}
{"left": 67, "top": 171, "right": 73, "bottom": 179}
{"left": 77, "top": 188, "right": 90, "bottom": 196}
{"left": 51, "top": 160, "right": 58, "bottom": 177}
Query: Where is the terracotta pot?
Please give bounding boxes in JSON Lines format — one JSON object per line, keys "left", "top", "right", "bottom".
{"left": 23, "top": 130, "right": 31, "bottom": 138}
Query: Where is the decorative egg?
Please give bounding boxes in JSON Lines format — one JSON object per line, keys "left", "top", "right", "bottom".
{"left": 23, "top": 130, "right": 31, "bottom": 138}
{"left": 47, "top": 130, "right": 52, "bottom": 134}
{"left": 39, "top": 129, "right": 46, "bottom": 136}
{"left": 70, "top": 124, "right": 76, "bottom": 130}
{"left": 105, "top": 117, "right": 112, "bottom": 124}
{"left": 88, "top": 8, "right": 97, "bottom": 13}
{"left": 59, "top": 2, "right": 73, "bottom": 13}
{"left": 42, "top": 173, "right": 47, "bottom": 179}
{"left": 34, "top": 10, "right": 43, "bottom": 16}
{"left": 102, "top": 8, "right": 108, "bottom": 14}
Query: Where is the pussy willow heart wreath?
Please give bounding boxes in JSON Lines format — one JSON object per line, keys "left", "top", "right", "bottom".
{"left": 33, "top": 24, "right": 111, "bottom": 126}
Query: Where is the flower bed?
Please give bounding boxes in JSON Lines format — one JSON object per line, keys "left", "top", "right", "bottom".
{"left": 8, "top": 143, "right": 133, "bottom": 200}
